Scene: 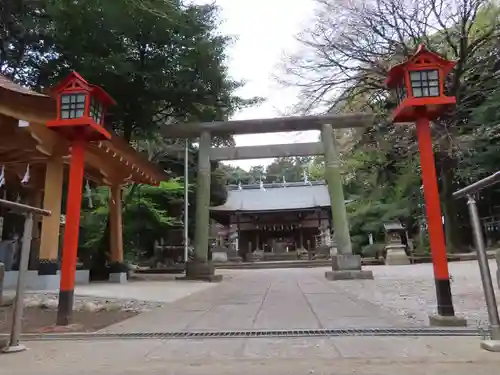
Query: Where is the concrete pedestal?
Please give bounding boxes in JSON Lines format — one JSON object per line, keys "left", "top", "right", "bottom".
{"left": 428, "top": 314, "right": 467, "bottom": 327}
{"left": 181, "top": 261, "right": 223, "bottom": 282}
{"left": 385, "top": 245, "right": 410, "bottom": 265}
{"left": 0, "top": 262, "right": 4, "bottom": 304}
{"left": 212, "top": 251, "right": 228, "bottom": 263}
{"left": 109, "top": 272, "right": 127, "bottom": 283}
{"left": 480, "top": 340, "right": 500, "bottom": 352}
{"left": 325, "top": 269, "right": 374, "bottom": 280}
{"left": 496, "top": 249, "right": 500, "bottom": 291}
{"left": 325, "top": 254, "right": 374, "bottom": 280}
{"left": 2, "top": 344, "right": 28, "bottom": 353}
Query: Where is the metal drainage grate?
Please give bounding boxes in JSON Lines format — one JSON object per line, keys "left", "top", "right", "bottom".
{"left": 5, "top": 327, "right": 491, "bottom": 341}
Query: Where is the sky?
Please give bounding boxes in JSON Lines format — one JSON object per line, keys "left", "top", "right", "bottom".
{"left": 192, "top": 0, "right": 319, "bottom": 170}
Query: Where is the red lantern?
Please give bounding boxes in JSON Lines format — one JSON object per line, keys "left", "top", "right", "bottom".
{"left": 385, "top": 44, "right": 462, "bottom": 323}
{"left": 46, "top": 71, "right": 116, "bottom": 141}
{"left": 45, "top": 72, "right": 116, "bottom": 326}
{"left": 385, "top": 43, "right": 456, "bottom": 123}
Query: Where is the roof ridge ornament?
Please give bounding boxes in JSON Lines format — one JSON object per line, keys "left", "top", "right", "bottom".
{"left": 0, "top": 165, "right": 5, "bottom": 188}
{"left": 302, "top": 170, "right": 312, "bottom": 185}
{"left": 259, "top": 178, "right": 266, "bottom": 191}
{"left": 21, "top": 164, "right": 30, "bottom": 185}
{"left": 85, "top": 179, "right": 94, "bottom": 208}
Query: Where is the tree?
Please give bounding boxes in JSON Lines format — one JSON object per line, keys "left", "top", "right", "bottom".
{"left": 1, "top": 0, "right": 259, "bottom": 273}
{"left": 284, "top": 0, "right": 500, "bottom": 251}
{"left": 248, "top": 165, "right": 266, "bottom": 183}
{"left": 265, "top": 157, "right": 311, "bottom": 183}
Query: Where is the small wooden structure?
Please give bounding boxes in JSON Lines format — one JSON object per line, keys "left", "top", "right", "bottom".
{"left": 0, "top": 74, "right": 167, "bottom": 289}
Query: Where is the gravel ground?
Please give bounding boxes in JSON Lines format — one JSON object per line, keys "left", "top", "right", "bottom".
{"left": 0, "top": 293, "right": 167, "bottom": 334}
{"left": 20, "top": 292, "right": 167, "bottom": 313}
{"left": 341, "top": 260, "right": 500, "bottom": 327}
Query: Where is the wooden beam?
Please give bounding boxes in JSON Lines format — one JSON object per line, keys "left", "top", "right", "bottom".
{"left": 161, "top": 113, "right": 374, "bottom": 138}
{"left": 84, "top": 146, "right": 128, "bottom": 185}
{"left": 28, "top": 122, "right": 69, "bottom": 156}
{"left": 210, "top": 142, "right": 324, "bottom": 161}
{"left": 0, "top": 95, "right": 54, "bottom": 124}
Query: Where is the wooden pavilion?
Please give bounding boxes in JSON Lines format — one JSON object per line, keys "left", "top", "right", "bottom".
{"left": 0, "top": 74, "right": 167, "bottom": 289}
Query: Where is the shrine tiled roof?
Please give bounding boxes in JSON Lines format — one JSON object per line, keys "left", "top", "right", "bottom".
{"left": 211, "top": 181, "right": 343, "bottom": 212}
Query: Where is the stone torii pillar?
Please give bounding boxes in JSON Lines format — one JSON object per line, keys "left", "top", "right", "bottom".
{"left": 186, "top": 130, "right": 222, "bottom": 281}
{"left": 321, "top": 124, "right": 373, "bottom": 280}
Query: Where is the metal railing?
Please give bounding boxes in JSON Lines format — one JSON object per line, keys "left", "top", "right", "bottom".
{"left": 0, "top": 199, "right": 51, "bottom": 354}
{"left": 453, "top": 174, "right": 500, "bottom": 347}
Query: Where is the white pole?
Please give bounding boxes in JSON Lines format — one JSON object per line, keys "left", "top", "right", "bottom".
{"left": 184, "top": 139, "right": 189, "bottom": 263}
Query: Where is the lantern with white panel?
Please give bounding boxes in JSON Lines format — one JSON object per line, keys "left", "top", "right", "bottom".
{"left": 385, "top": 43, "right": 455, "bottom": 123}
{"left": 47, "top": 71, "right": 115, "bottom": 141}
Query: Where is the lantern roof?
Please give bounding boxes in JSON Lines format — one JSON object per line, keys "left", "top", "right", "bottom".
{"left": 49, "top": 71, "right": 116, "bottom": 107}
{"left": 385, "top": 44, "right": 456, "bottom": 88}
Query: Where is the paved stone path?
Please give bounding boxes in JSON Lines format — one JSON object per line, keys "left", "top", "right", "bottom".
{"left": 103, "top": 267, "right": 415, "bottom": 333}
{"left": 2, "top": 263, "right": 500, "bottom": 374}
{"left": 1, "top": 336, "right": 499, "bottom": 374}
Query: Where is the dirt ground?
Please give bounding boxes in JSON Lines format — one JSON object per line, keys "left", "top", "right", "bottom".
{"left": 0, "top": 305, "right": 138, "bottom": 334}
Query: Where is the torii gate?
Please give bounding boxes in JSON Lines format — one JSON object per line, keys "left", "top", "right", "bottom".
{"left": 162, "top": 113, "right": 375, "bottom": 281}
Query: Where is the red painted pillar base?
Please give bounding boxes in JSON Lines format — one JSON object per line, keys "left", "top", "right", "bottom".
{"left": 56, "top": 140, "right": 86, "bottom": 326}
{"left": 416, "top": 116, "right": 455, "bottom": 317}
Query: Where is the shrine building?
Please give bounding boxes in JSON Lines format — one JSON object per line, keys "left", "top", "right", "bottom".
{"left": 210, "top": 180, "right": 339, "bottom": 259}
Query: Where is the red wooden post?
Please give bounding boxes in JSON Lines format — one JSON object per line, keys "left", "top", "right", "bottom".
{"left": 57, "top": 140, "right": 86, "bottom": 325}
{"left": 415, "top": 116, "right": 454, "bottom": 316}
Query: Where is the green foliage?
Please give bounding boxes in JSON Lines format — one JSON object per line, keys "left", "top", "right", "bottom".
{"left": 79, "top": 179, "right": 185, "bottom": 263}
{"left": 279, "top": 0, "right": 500, "bottom": 252}
{"left": 218, "top": 156, "right": 321, "bottom": 185}
{"left": 1, "top": 0, "right": 257, "bottom": 272}
{"left": 361, "top": 243, "right": 385, "bottom": 258}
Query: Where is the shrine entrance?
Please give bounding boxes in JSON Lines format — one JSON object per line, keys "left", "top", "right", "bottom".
{"left": 161, "top": 114, "right": 375, "bottom": 281}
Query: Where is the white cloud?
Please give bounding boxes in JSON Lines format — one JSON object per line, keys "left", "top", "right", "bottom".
{"left": 192, "top": 0, "right": 318, "bottom": 170}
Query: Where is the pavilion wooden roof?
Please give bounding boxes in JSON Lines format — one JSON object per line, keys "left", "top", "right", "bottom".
{"left": 0, "top": 75, "right": 167, "bottom": 188}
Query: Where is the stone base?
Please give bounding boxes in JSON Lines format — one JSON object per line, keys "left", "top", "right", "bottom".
{"left": 480, "top": 340, "right": 500, "bottom": 352}
{"left": 385, "top": 248, "right": 411, "bottom": 265}
{"left": 326, "top": 254, "right": 374, "bottom": 280}
{"left": 212, "top": 251, "right": 228, "bottom": 263}
{"left": 331, "top": 254, "right": 362, "bottom": 271}
{"left": 1, "top": 344, "right": 28, "bottom": 354}
{"left": 496, "top": 249, "right": 500, "bottom": 291}
{"left": 0, "top": 335, "right": 7, "bottom": 349}
{"left": 325, "top": 270, "right": 374, "bottom": 280}
{"left": 428, "top": 314, "right": 467, "bottom": 327}
{"left": 108, "top": 272, "right": 127, "bottom": 283}
{"left": 180, "top": 261, "right": 223, "bottom": 282}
